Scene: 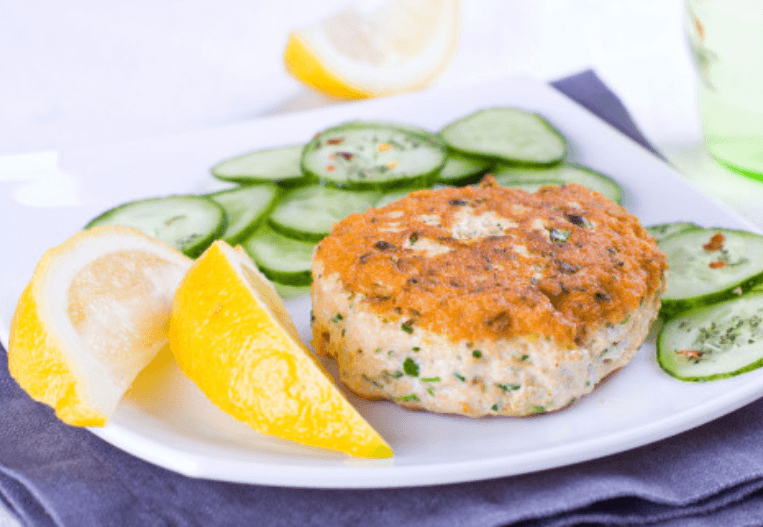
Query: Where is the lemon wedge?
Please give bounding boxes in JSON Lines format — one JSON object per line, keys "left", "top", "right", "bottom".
{"left": 8, "top": 226, "right": 192, "bottom": 426}
{"left": 169, "top": 241, "right": 393, "bottom": 458}
{"left": 284, "top": 0, "right": 460, "bottom": 99}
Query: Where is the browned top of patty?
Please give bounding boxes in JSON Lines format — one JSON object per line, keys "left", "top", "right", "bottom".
{"left": 313, "top": 179, "right": 666, "bottom": 347}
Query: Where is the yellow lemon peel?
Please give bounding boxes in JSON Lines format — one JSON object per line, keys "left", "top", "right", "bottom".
{"left": 169, "top": 241, "right": 393, "bottom": 458}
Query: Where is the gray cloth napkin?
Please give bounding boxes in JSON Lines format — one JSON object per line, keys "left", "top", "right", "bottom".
{"left": 3, "top": 70, "right": 763, "bottom": 527}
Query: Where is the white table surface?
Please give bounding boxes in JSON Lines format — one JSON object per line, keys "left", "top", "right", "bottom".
{"left": 2, "top": 1, "right": 763, "bottom": 525}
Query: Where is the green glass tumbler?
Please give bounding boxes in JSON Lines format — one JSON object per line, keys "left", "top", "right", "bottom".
{"left": 686, "top": 0, "right": 763, "bottom": 182}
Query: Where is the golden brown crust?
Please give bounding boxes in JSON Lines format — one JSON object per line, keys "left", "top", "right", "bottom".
{"left": 313, "top": 182, "right": 666, "bottom": 347}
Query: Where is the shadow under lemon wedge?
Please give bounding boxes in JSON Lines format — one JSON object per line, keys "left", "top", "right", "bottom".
{"left": 284, "top": 0, "right": 460, "bottom": 99}
{"left": 168, "top": 241, "right": 393, "bottom": 459}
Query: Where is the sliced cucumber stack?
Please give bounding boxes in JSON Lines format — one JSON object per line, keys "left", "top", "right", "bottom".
{"left": 211, "top": 144, "right": 309, "bottom": 186}
{"left": 440, "top": 107, "right": 567, "bottom": 166}
{"left": 301, "top": 121, "right": 447, "bottom": 190}
{"left": 658, "top": 292, "right": 763, "bottom": 382}
{"left": 241, "top": 225, "right": 314, "bottom": 287}
{"left": 85, "top": 195, "right": 226, "bottom": 258}
{"left": 268, "top": 185, "right": 379, "bottom": 241}
{"left": 207, "top": 183, "right": 279, "bottom": 245}
{"left": 491, "top": 163, "right": 623, "bottom": 204}
{"left": 646, "top": 221, "right": 702, "bottom": 242}
{"left": 658, "top": 228, "right": 763, "bottom": 319}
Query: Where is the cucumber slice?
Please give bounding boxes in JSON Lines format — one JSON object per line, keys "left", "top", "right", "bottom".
{"left": 85, "top": 195, "right": 226, "bottom": 258}
{"left": 659, "top": 228, "right": 763, "bottom": 318}
{"left": 207, "top": 184, "right": 279, "bottom": 245}
{"left": 646, "top": 221, "right": 702, "bottom": 242}
{"left": 241, "top": 225, "right": 314, "bottom": 286}
{"left": 301, "top": 121, "right": 447, "bottom": 190}
{"left": 268, "top": 185, "right": 380, "bottom": 241}
{"left": 491, "top": 163, "right": 623, "bottom": 204}
{"left": 658, "top": 292, "right": 763, "bottom": 381}
{"left": 374, "top": 188, "right": 416, "bottom": 208}
{"left": 211, "top": 144, "right": 309, "bottom": 186}
{"left": 436, "top": 149, "right": 494, "bottom": 185}
{"left": 493, "top": 179, "right": 563, "bottom": 195}
{"left": 273, "top": 283, "right": 311, "bottom": 300}
{"left": 440, "top": 107, "right": 567, "bottom": 165}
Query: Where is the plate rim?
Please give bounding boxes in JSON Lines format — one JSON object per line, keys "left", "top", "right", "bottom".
{"left": 3, "top": 73, "right": 763, "bottom": 489}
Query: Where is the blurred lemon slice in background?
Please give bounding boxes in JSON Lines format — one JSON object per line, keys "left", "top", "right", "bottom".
{"left": 169, "top": 241, "right": 393, "bottom": 458}
{"left": 284, "top": 0, "right": 460, "bottom": 99}
{"left": 8, "top": 226, "right": 192, "bottom": 426}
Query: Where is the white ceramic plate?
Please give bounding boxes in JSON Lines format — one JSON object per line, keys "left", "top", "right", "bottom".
{"left": 2, "top": 75, "right": 762, "bottom": 489}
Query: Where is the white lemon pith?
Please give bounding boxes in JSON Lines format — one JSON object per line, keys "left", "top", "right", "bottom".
{"left": 8, "top": 226, "right": 192, "bottom": 426}
{"left": 284, "top": 0, "right": 460, "bottom": 99}
{"left": 169, "top": 241, "right": 393, "bottom": 458}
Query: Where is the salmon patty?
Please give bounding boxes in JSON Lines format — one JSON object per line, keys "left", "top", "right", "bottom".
{"left": 311, "top": 179, "right": 667, "bottom": 417}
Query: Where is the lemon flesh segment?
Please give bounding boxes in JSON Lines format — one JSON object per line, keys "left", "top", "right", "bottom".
{"left": 284, "top": 0, "right": 460, "bottom": 99}
{"left": 8, "top": 226, "right": 192, "bottom": 426}
{"left": 169, "top": 241, "right": 393, "bottom": 458}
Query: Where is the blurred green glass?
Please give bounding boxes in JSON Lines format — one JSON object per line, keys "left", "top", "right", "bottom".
{"left": 686, "top": 0, "right": 763, "bottom": 182}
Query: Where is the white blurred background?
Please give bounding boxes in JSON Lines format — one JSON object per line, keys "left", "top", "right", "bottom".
{"left": 2, "top": 0, "right": 693, "bottom": 153}
{"left": 0, "top": 1, "right": 762, "bottom": 524}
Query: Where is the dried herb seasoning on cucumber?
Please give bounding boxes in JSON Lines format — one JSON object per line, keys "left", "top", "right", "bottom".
{"left": 651, "top": 223, "right": 763, "bottom": 382}
{"left": 301, "top": 121, "right": 447, "bottom": 190}
{"left": 658, "top": 292, "right": 763, "bottom": 382}
{"left": 658, "top": 227, "right": 763, "bottom": 319}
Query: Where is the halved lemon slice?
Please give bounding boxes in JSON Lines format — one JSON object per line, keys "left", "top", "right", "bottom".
{"left": 284, "top": 0, "right": 460, "bottom": 99}
{"left": 169, "top": 241, "right": 393, "bottom": 458}
{"left": 8, "top": 226, "right": 192, "bottom": 426}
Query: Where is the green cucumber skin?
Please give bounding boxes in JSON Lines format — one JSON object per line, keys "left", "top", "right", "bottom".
{"left": 435, "top": 149, "right": 494, "bottom": 186}
{"left": 440, "top": 107, "right": 568, "bottom": 166}
{"left": 658, "top": 351, "right": 763, "bottom": 383}
{"left": 301, "top": 121, "right": 447, "bottom": 191}
{"left": 219, "top": 208, "right": 272, "bottom": 246}
{"left": 658, "top": 227, "right": 763, "bottom": 319}
{"left": 267, "top": 185, "right": 380, "bottom": 242}
{"left": 207, "top": 184, "right": 281, "bottom": 246}
{"left": 374, "top": 189, "right": 415, "bottom": 209}
{"left": 646, "top": 222, "right": 703, "bottom": 242}
{"left": 256, "top": 266, "right": 312, "bottom": 287}
{"left": 657, "top": 292, "right": 763, "bottom": 382}
{"left": 241, "top": 225, "right": 315, "bottom": 287}
{"left": 494, "top": 179, "right": 568, "bottom": 195}
{"left": 660, "top": 273, "right": 763, "bottom": 320}
{"left": 267, "top": 218, "right": 326, "bottom": 243}
{"left": 85, "top": 195, "right": 226, "bottom": 258}
{"left": 213, "top": 172, "right": 313, "bottom": 188}
{"left": 211, "top": 144, "right": 311, "bottom": 186}
{"left": 491, "top": 163, "right": 623, "bottom": 204}
{"left": 301, "top": 164, "right": 441, "bottom": 192}
{"left": 273, "top": 283, "right": 311, "bottom": 300}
